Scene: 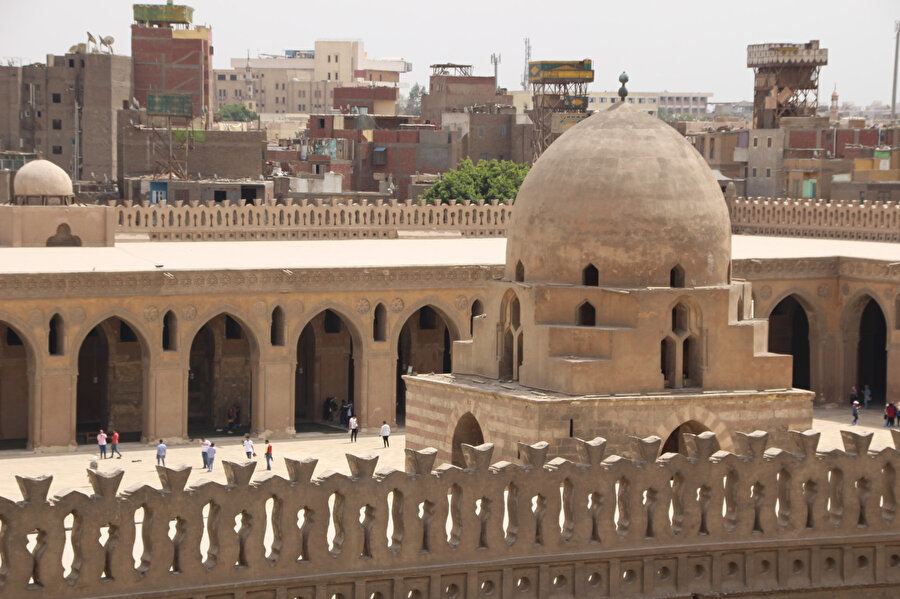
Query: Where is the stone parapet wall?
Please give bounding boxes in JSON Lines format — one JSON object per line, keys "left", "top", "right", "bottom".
{"left": 3, "top": 429, "right": 900, "bottom": 598}
{"left": 728, "top": 196, "right": 900, "bottom": 242}
{"left": 112, "top": 196, "right": 900, "bottom": 243}
{"left": 113, "top": 198, "right": 511, "bottom": 241}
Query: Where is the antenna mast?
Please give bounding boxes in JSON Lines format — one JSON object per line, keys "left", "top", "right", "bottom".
{"left": 521, "top": 38, "right": 531, "bottom": 91}
{"left": 491, "top": 53, "right": 501, "bottom": 90}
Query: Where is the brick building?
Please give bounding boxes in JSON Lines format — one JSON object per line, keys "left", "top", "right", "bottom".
{"left": 332, "top": 86, "right": 399, "bottom": 115}
{"left": 131, "top": 1, "right": 213, "bottom": 126}
{"left": 420, "top": 66, "right": 511, "bottom": 125}
{"left": 0, "top": 47, "right": 132, "bottom": 181}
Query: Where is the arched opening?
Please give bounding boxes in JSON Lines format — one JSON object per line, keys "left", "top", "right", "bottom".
{"left": 683, "top": 335, "right": 701, "bottom": 387}
{"left": 515, "top": 261, "right": 525, "bottom": 282}
{"left": 858, "top": 298, "right": 887, "bottom": 403}
{"left": 188, "top": 314, "right": 253, "bottom": 437}
{"left": 162, "top": 310, "right": 177, "bottom": 351}
{"left": 516, "top": 332, "right": 524, "bottom": 372}
{"left": 582, "top": 264, "right": 599, "bottom": 286}
{"left": 270, "top": 307, "right": 285, "bottom": 346}
{"left": 373, "top": 303, "right": 387, "bottom": 342}
{"left": 661, "top": 337, "right": 675, "bottom": 388}
{"left": 76, "top": 318, "right": 145, "bottom": 443}
{"left": 49, "top": 313, "right": 65, "bottom": 356}
{"left": 767, "top": 296, "right": 811, "bottom": 389}
{"left": 469, "top": 300, "right": 484, "bottom": 336}
{"left": 396, "top": 305, "right": 455, "bottom": 425}
{"left": 451, "top": 412, "right": 484, "bottom": 468}
{"left": 510, "top": 297, "right": 521, "bottom": 329}
{"left": 500, "top": 330, "right": 514, "bottom": 380}
{"left": 736, "top": 296, "right": 744, "bottom": 321}
{"left": 672, "top": 304, "right": 688, "bottom": 333}
{"left": 295, "top": 310, "right": 358, "bottom": 429}
{"left": 670, "top": 265, "right": 685, "bottom": 288}
{"left": 577, "top": 301, "right": 596, "bottom": 326}
{"left": 661, "top": 420, "right": 716, "bottom": 456}
{"left": 0, "top": 322, "right": 30, "bottom": 448}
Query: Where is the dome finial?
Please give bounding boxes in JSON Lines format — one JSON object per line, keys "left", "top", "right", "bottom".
{"left": 618, "top": 71, "right": 629, "bottom": 101}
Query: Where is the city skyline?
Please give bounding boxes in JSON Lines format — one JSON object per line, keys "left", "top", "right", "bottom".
{"left": 0, "top": 0, "right": 897, "bottom": 108}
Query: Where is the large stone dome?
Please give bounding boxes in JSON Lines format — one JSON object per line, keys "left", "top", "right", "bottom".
{"left": 506, "top": 103, "right": 731, "bottom": 288}
{"left": 13, "top": 159, "right": 73, "bottom": 198}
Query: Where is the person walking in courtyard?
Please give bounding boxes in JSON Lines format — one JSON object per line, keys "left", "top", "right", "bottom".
{"left": 243, "top": 435, "right": 255, "bottom": 459}
{"left": 864, "top": 385, "right": 872, "bottom": 409}
{"left": 156, "top": 439, "right": 167, "bottom": 466}
{"left": 851, "top": 401, "right": 860, "bottom": 426}
{"left": 888, "top": 403, "right": 897, "bottom": 428}
{"left": 110, "top": 430, "right": 122, "bottom": 459}
{"left": 97, "top": 429, "right": 108, "bottom": 459}
{"left": 199, "top": 437, "right": 211, "bottom": 469}
{"left": 349, "top": 414, "right": 359, "bottom": 443}
{"left": 264, "top": 440, "right": 273, "bottom": 470}
{"left": 206, "top": 443, "right": 216, "bottom": 472}
{"left": 381, "top": 421, "right": 391, "bottom": 447}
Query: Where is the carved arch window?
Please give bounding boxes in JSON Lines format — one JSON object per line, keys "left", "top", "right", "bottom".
{"left": 661, "top": 299, "right": 703, "bottom": 389}
{"left": 515, "top": 261, "right": 525, "bottom": 283}
{"left": 582, "top": 264, "right": 599, "bottom": 286}
{"left": 577, "top": 301, "right": 596, "bottom": 327}
{"left": 373, "top": 303, "right": 387, "bottom": 342}
{"left": 162, "top": 310, "right": 177, "bottom": 351}
{"left": 49, "top": 313, "right": 65, "bottom": 356}
{"left": 470, "top": 299, "right": 484, "bottom": 336}
{"left": 270, "top": 306, "right": 286, "bottom": 346}
{"left": 670, "top": 264, "right": 685, "bottom": 288}
{"left": 499, "top": 290, "right": 523, "bottom": 381}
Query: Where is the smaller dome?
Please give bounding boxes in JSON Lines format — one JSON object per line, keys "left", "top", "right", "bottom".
{"left": 13, "top": 160, "right": 73, "bottom": 198}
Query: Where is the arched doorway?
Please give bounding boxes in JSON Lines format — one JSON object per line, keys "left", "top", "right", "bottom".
{"left": 295, "top": 310, "right": 358, "bottom": 427}
{"left": 661, "top": 420, "right": 716, "bottom": 456}
{"left": 188, "top": 314, "right": 254, "bottom": 437}
{"left": 396, "top": 306, "right": 455, "bottom": 426}
{"left": 76, "top": 318, "right": 145, "bottom": 443}
{"left": 451, "top": 412, "right": 484, "bottom": 467}
{"left": 0, "top": 322, "right": 30, "bottom": 448}
{"left": 858, "top": 298, "right": 887, "bottom": 403}
{"left": 767, "top": 296, "right": 811, "bottom": 389}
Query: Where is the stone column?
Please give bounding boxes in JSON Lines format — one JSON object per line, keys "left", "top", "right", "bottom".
{"left": 887, "top": 335, "right": 900, "bottom": 407}
{"left": 359, "top": 350, "right": 396, "bottom": 430}
{"left": 31, "top": 363, "right": 76, "bottom": 450}
{"left": 145, "top": 360, "right": 188, "bottom": 443}
{"left": 253, "top": 353, "right": 296, "bottom": 439}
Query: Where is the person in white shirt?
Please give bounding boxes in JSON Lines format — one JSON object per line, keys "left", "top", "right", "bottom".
{"left": 349, "top": 415, "right": 359, "bottom": 443}
{"left": 200, "top": 438, "right": 211, "bottom": 469}
{"left": 156, "top": 440, "right": 167, "bottom": 467}
{"left": 96, "top": 429, "right": 108, "bottom": 459}
{"left": 243, "top": 435, "right": 255, "bottom": 459}
{"left": 380, "top": 421, "right": 391, "bottom": 448}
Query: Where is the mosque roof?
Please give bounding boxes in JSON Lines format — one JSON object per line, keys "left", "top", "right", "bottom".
{"left": 13, "top": 160, "right": 73, "bottom": 197}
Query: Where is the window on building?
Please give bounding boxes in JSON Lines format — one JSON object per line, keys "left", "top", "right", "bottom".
{"left": 638, "top": 97, "right": 645, "bottom": 104}
{"left": 217, "top": 74, "right": 225, "bottom": 81}
{"left": 767, "top": 137, "right": 772, "bottom": 148}
{"left": 327, "top": 73, "right": 331, "bottom": 80}
{"left": 230, "top": 74, "right": 237, "bottom": 81}
{"left": 52, "top": 119, "right": 61, "bottom": 130}
{"left": 328, "top": 55, "right": 331, "bottom": 63}
{"left": 628, "top": 98, "right": 634, "bottom": 103}
{"left": 709, "top": 139, "right": 716, "bottom": 160}
{"left": 753, "top": 137, "right": 758, "bottom": 148}
{"left": 499, "top": 124, "right": 507, "bottom": 137}
{"left": 372, "top": 147, "right": 387, "bottom": 166}
{"left": 68, "top": 59, "right": 74, "bottom": 68}
{"left": 766, "top": 168, "right": 771, "bottom": 178}
{"left": 480, "top": 152, "right": 487, "bottom": 160}
{"left": 477, "top": 126, "right": 485, "bottom": 138}
{"left": 51, "top": 93, "right": 61, "bottom": 103}
{"left": 752, "top": 167, "right": 758, "bottom": 177}
{"left": 52, "top": 146, "right": 62, "bottom": 154}
{"left": 334, "top": 72, "right": 338, "bottom": 81}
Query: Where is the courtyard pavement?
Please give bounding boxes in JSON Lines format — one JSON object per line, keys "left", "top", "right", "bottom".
{"left": 0, "top": 406, "right": 894, "bottom": 502}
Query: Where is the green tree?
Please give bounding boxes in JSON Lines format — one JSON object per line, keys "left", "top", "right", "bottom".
{"left": 404, "top": 82, "right": 424, "bottom": 116}
{"left": 422, "top": 158, "right": 529, "bottom": 203}
{"left": 216, "top": 103, "right": 258, "bottom": 122}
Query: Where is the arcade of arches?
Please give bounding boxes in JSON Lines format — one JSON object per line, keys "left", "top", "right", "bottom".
{"left": 0, "top": 269, "right": 489, "bottom": 450}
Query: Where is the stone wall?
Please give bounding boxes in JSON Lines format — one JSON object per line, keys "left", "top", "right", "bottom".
{"left": 113, "top": 196, "right": 900, "bottom": 243}
{"left": 114, "top": 198, "right": 511, "bottom": 241}
{"left": 3, "top": 430, "right": 900, "bottom": 598}
{"left": 728, "top": 197, "right": 900, "bottom": 242}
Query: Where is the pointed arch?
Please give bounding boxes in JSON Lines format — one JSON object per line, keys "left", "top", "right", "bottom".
{"left": 669, "top": 264, "right": 685, "bottom": 288}
{"left": 451, "top": 413, "right": 485, "bottom": 468}
{"left": 162, "top": 310, "right": 177, "bottom": 351}
{"left": 577, "top": 301, "right": 596, "bottom": 326}
{"left": 515, "top": 260, "right": 525, "bottom": 283}
{"left": 0, "top": 319, "right": 36, "bottom": 448}
{"left": 270, "top": 306, "right": 286, "bottom": 346}
{"left": 373, "top": 303, "right": 387, "bottom": 342}
{"left": 582, "top": 264, "right": 599, "bottom": 286}
{"left": 49, "top": 313, "right": 65, "bottom": 356}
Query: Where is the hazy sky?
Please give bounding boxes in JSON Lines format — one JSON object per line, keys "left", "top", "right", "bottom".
{"left": 1, "top": 0, "right": 897, "bottom": 106}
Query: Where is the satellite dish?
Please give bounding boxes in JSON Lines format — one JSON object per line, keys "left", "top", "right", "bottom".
{"left": 100, "top": 36, "right": 115, "bottom": 54}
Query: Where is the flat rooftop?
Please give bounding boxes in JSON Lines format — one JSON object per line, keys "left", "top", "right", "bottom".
{"left": 0, "top": 235, "right": 894, "bottom": 275}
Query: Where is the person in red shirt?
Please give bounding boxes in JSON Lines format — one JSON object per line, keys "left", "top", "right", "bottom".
{"left": 110, "top": 430, "right": 123, "bottom": 458}
{"left": 265, "top": 440, "right": 273, "bottom": 470}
